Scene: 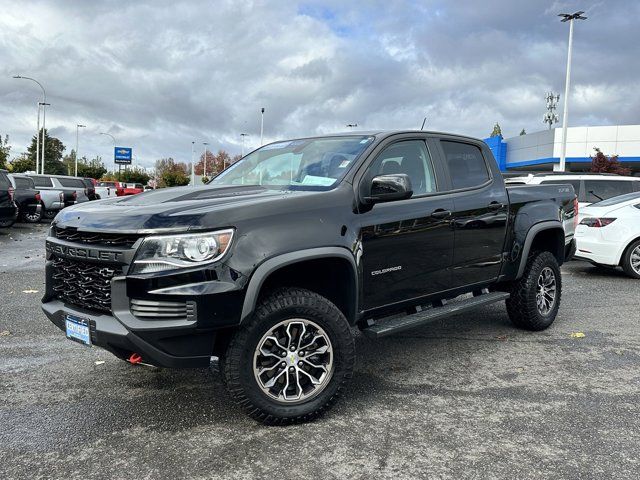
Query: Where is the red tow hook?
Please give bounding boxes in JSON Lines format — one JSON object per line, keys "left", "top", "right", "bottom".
{"left": 128, "top": 353, "right": 142, "bottom": 365}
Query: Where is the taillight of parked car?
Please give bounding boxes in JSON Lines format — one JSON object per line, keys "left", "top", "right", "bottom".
{"left": 72, "top": 191, "right": 77, "bottom": 201}
{"left": 8, "top": 186, "right": 14, "bottom": 202}
{"left": 573, "top": 197, "right": 579, "bottom": 228}
{"left": 35, "top": 193, "right": 42, "bottom": 202}
{"left": 579, "top": 217, "right": 616, "bottom": 228}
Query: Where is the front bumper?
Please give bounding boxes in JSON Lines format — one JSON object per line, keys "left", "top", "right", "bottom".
{"left": 42, "top": 299, "right": 214, "bottom": 368}
{"left": 42, "top": 233, "right": 247, "bottom": 368}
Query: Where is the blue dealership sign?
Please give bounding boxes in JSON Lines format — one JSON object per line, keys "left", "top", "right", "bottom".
{"left": 114, "top": 147, "right": 132, "bottom": 164}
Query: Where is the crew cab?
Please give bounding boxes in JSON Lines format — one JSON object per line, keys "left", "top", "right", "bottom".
{"left": 42, "top": 131, "right": 577, "bottom": 424}
{"left": 95, "top": 181, "right": 122, "bottom": 199}
{"left": 28, "top": 174, "right": 90, "bottom": 210}
{"left": 13, "top": 174, "right": 65, "bottom": 220}
{"left": 0, "top": 169, "right": 18, "bottom": 228}
{"left": 8, "top": 174, "right": 42, "bottom": 223}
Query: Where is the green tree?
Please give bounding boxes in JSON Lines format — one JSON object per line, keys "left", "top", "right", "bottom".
{"left": 9, "top": 153, "right": 34, "bottom": 173}
{"left": 0, "top": 135, "right": 10, "bottom": 169}
{"left": 155, "top": 157, "right": 189, "bottom": 187}
{"left": 117, "top": 167, "right": 150, "bottom": 184}
{"left": 78, "top": 156, "right": 107, "bottom": 179}
{"left": 26, "top": 129, "right": 66, "bottom": 175}
{"left": 490, "top": 123, "right": 503, "bottom": 138}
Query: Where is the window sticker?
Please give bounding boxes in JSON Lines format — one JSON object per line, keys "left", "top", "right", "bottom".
{"left": 301, "top": 175, "right": 336, "bottom": 186}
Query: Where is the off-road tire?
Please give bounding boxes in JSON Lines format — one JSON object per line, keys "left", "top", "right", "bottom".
{"left": 220, "top": 288, "right": 355, "bottom": 425}
{"left": 506, "top": 251, "right": 561, "bottom": 330}
{"left": 621, "top": 239, "right": 640, "bottom": 279}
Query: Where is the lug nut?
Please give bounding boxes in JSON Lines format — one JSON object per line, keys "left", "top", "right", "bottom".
{"left": 298, "top": 361, "right": 303, "bottom": 366}
{"left": 290, "top": 345, "right": 296, "bottom": 351}
{"left": 299, "top": 351, "right": 305, "bottom": 357}
{"left": 289, "top": 367, "right": 295, "bottom": 372}
{"left": 281, "top": 362, "right": 286, "bottom": 367}
{"left": 280, "top": 351, "right": 286, "bottom": 357}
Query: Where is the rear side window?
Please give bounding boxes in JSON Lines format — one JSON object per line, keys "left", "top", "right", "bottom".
{"left": 584, "top": 180, "right": 634, "bottom": 203}
{"left": 441, "top": 141, "right": 490, "bottom": 189}
{"left": 57, "top": 177, "right": 86, "bottom": 188}
{"left": 31, "top": 176, "right": 53, "bottom": 187}
{"left": 14, "top": 177, "right": 35, "bottom": 189}
{"left": 0, "top": 172, "right": 9, "bottom": 189}
{"left": 541, "top": 179, "right": 581, "bottom": 197}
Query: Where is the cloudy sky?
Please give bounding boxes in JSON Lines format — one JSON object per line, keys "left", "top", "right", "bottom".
{"left": 1, "top": 0, "right": 638, "bottom": 170}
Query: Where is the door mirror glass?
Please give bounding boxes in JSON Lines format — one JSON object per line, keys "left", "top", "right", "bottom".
{"left": 365, "top": 174, "right": 413, "bottom": 204}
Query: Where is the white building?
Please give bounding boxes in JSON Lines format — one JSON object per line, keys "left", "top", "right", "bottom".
{"left": 485, "top": 125, "right": 640, "bottom": 174}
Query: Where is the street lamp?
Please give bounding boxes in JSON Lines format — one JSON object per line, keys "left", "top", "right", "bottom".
{"left": 39, "top": 102, "right": 50, "bottom": 174}
{"left": 13, "top": 75, "right": 46, "bottom": 174}
{"left": 240, "top": 133, "right": 249, "bottom": 157}
{"left": 100, "top": 132, "right": 117, "bottom": 175}
{"left": 260, "top": 107, "right": 265, "bottom": 146}
{"left": 191, "top": 141, "right": 195, "bottom": 187}
{"left": 75, "top": 124, "right": 86, "bottom": 177}
{"left": 202, "top": 142, "right": 209, "bottom": 178}
{"left": 557, "top": 10, "right": 587, "bottom": 172}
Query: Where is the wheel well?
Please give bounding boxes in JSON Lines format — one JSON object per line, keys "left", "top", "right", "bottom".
{"left": 529, "top": 228, "right": 565, "bottom": 265}
{"left": 256, "top": 257, "right": 357, "bottom": 324}
{"left": 620, "top": 236, "right": 640, "bottom": 266}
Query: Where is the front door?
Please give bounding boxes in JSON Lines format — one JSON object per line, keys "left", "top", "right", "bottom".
{"left": 358, "top": 139, "right": 455, "bottom": 311}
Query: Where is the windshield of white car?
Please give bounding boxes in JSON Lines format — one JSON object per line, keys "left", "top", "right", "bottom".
{"left": 209, "top": 135, "right": 375, "bottom": 191}
{"left": 589, "top": 191, "right": 640, "bottom": 207}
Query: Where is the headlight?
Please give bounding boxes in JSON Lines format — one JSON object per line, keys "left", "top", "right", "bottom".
{"left": 130, "top": 229, "right": 234, "bottom": 274}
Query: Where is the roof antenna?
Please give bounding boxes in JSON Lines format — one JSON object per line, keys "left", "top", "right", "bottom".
{"left": 420, "top": 117, "right": 427, "bottom": 130}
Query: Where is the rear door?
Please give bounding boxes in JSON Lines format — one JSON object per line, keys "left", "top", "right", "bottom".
{"left": 357, "top": 137, "right": 455, "bottom": 311}
{"left": 436, "top": 139, "right": 509, "bottom": 287}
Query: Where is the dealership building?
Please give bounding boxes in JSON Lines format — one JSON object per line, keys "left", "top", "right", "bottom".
{"left": 484, "top": 125, "right": 640, "bottom": 175}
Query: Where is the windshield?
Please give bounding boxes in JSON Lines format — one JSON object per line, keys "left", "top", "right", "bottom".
{"left": 210, "top": 135, "right": 375, "bottom": 190}
{"left": 588, "top": 191, "right": 640, "bottom": 207}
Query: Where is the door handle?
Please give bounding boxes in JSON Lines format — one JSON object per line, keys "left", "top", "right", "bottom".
{"left": 430, "top": 209, "right": 451, "bottom": 219}
{"left": 488, "top": 202, "right": 504, "bottom": 211}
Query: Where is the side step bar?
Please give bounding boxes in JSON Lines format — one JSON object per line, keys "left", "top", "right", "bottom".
{"left": 362, "top": 291, "right": 510, "bottom": 339}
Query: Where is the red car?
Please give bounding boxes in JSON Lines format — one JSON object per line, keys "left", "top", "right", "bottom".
{"left": 120, "top": 183, "right": 144, "bottom": 196}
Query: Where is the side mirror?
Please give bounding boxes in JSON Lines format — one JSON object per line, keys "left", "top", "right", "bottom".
{"left": 364, "top": 174, "right": 413, "bottom": 204}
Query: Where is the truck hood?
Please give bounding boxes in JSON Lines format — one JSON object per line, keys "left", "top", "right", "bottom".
{"left": 54, "top": 185, "right": 310, "bottom": 232}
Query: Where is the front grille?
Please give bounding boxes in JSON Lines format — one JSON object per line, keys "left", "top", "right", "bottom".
{"left": 130, "top": 299, "right": 195, "bottom": 319}
{"left": 53, "top": 226, "right": 140, "bottom": 249}
{"left": 51, "top": 257, "right": 120, "bottom": 313}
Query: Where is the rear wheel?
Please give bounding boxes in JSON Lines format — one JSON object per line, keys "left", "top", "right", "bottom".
{"left": 621, "top": 240, "right": 640, "bottom": 279}
{"left": 43, "top": 209, "right": 58, "bottom": 219}
{"left": 220, "top": 288, "right": 355, "bottom": 425}
{"left": 506, "top": 251, "right": 561, "bottom": 330}
{"left": 23, "top": 207, "right": 42, "bottom": 223}
{"left": 0, "top": 219, "right": 15, "bottom": 228}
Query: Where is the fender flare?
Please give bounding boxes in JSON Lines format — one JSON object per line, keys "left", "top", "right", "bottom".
{"left": 516, "top": 221, "right": 565, "bottom": 278}
{"left": 240, "top": 247, "right": 358, "bottom": 323}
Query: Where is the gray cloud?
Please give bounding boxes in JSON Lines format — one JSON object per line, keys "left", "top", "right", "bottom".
{"left": 1, "top": 0, "right": 638, "bottom": 170}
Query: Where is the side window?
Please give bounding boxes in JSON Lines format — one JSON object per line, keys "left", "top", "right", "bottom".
{"left": 584, "top": 180, "right": 633, "bottom": 203}
{"left": 31, "top": 176, "right": 53, "bottom": 187}
{"left": 541, "top": 179, "right": 581, "bottom": 197}
{"left": 58, "top": 177, "right": 86, "bottom": 188}
{"left": 365, "top": 140, "right": 436, "bottom": 195}
{"left": 441, "top": 141, "right": 490, "bottom": 189}
{"left": 0, "top": 172, "right": 9, "bottom": 189}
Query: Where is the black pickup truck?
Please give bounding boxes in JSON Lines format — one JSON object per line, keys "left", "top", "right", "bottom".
{"left": 42, "top": 131, "right": 577, "bottom": 424}
{"left": 0, "top": 169, "right": 19, "bottom": 228}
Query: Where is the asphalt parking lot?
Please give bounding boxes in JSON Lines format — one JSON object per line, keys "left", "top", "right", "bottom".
{"left": 1, "top": 222, "right": 639, "bottom": 480}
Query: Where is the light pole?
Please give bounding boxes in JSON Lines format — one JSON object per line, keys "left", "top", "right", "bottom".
{"left": 100, "top": 132, "right": 117, "bottom": 175}
{"left": 240, "top": 133, "right": 249, "bottom": 157}
{"left": 191, "top": 141, "right": 195, "bottom": 186}
{"left": 13, "top": 75, "right": 46, "bottom": 174}
{"left": 202, "top": 142, "right": 209, "bottom": 178}
{"left": 75, "top": 124, "right": 86, "bottom": 177}
{"left": 557, "top": 11, "right": 587, "bottom": 172}
{"left": 260, "top": 107, "right": 265, "bottom": 145}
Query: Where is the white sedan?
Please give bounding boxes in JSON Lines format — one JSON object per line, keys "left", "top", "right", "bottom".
{"left": 575, "top": 192, "right": 640, "bottom": 278}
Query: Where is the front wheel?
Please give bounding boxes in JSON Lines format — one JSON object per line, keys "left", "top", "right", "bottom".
{"left": 22, "top": 207, "right": 42, "bottom": 223}
{"left": 220, "top": 288, "right": 355, "bottom": 425}
{"left": 506, "top": 251, "right": 562, "bottom": 330}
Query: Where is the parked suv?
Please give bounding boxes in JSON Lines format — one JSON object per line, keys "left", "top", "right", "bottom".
{"left": 8, "top": 175, "right": 42, "bottom": 223}
{"left": 504, "top": 172, "right": 640, "bottom": 208}
{"left": 0, "top": 169, "right": 18, "bottom": 228}
{"left": 42, "top": 131, "right": 577, "bottom": 424}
